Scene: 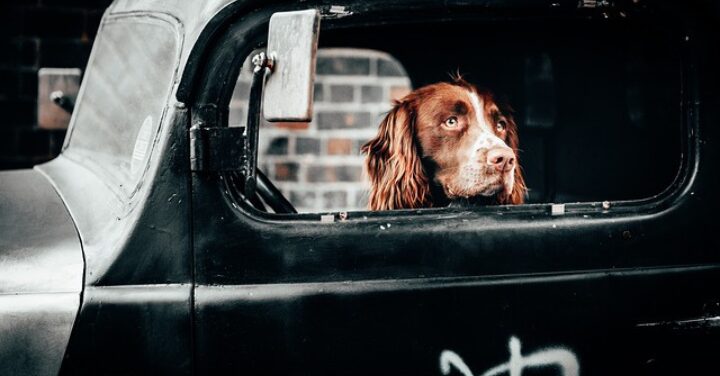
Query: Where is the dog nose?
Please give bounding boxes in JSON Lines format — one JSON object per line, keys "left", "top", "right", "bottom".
{"left": 486, "top": 147, "right": 515, "bottom": 172}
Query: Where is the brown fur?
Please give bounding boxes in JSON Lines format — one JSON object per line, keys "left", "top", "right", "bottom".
{"left": 361, "top": 79, "right": 526, "bottom": 211}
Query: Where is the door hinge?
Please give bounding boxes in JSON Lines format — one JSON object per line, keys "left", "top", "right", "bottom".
{"left": 189, "top": 125, "right": 247, "bottom": 172}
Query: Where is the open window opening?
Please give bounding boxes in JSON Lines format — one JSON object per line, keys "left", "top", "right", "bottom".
{"left": 229, "top": 48, "right": 410, "bottom": 212}
{"left": 225, "top": 10, "right": 685, "bottom": 216}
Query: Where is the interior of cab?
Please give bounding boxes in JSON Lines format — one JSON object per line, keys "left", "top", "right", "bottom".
{"left": 229, "top": 10, "right": 685, "bottom": 215}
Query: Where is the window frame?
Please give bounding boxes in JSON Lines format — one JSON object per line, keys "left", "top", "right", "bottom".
{"left": 189, "top": 2, "right": 699, "bottom": 224}
{"left": 61, "top": 12, "right": 183, "bottom": 201}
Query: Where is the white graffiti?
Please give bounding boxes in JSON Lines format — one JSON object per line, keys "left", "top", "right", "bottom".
{"left": 440, "top": 336, "right": 579, "bottom": 376}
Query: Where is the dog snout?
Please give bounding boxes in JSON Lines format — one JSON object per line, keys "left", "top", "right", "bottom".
{"left": 486, "top": 147, "right": 515, "bottom": 172}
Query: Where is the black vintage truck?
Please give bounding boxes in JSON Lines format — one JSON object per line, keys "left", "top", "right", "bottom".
{"left": 1, "top": 0, "right": 719, "bottom": 375}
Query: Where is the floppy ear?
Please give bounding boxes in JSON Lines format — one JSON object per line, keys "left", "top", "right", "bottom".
{"left": 500, "top": 116, "right": 527, "bottom": 205}
{"left": 361, "top": 101, "right": 431, "bottom": 210}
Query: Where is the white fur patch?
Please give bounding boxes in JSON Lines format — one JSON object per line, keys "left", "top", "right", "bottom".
{"left": 467, "top": 91, "right": 489, "bottom": 132}
{"left": 451, "top": 90, "right": 516, "bottom": 197}
{"left": 466, "top": 90, "right": 508, "bottom": 155}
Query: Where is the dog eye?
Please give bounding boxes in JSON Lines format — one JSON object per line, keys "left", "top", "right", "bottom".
{"left": 444, "top": 116, "right": 459, "bottom": 128}
{"left": 496, "top": 119, "right": 507, "bottom": 132}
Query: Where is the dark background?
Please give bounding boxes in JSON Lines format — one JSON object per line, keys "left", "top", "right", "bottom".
{"left": 0, "top": 1, "right": 111, "bottom": 170}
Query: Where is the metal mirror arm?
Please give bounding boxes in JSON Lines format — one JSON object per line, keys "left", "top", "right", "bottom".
{"left": 243, "top": 52, "right": 274, "bottom": 198}
{"left": 256, "top": 169, "right": 297, "bottom": 214}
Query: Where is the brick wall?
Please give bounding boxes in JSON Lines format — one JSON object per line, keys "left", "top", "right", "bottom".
{"left": 230, "top": 49, "right": 411, "bottom": 213}
{"left": 0, "top": 1, "right": 111, "bottom": 170}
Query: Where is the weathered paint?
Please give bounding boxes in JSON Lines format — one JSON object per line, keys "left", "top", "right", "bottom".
{"left": 0, "top": 1, "right": 717, "bottom": 375}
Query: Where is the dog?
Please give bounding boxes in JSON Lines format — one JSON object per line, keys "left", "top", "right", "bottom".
{"left": 362, "top": 78, "right": 526, "bottom": 210}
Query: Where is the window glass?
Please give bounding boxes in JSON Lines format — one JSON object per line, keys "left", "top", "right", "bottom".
{"left": 66, "top": 17, "right": 179, "bottom": 197}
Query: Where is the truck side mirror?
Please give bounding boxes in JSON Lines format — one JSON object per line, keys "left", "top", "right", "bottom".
{"left": 262, "top": 9, "right": 321, "bottom": 122}
{"left": 233, "top": 9, "right": 320, "bottom": 201}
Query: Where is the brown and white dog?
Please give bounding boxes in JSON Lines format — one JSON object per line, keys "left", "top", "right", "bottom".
{"left": 361, "top": 78, "right": 526, "bottom": 211}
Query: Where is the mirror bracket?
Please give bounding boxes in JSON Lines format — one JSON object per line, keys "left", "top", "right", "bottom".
{"left": 192, "top": 9, "right": 319, "bottom": 203}
{"left": 189, "top": 51, "right": 270, "bottom": 180}
{"left": 241, "top": 52, "right": 273, "bottom": 197}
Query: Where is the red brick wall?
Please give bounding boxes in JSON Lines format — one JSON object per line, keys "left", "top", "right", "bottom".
{"left": 230, "top": 49, "right": 411, "bottom": 212}
{"left": 0, "top": 0, "right": 111, "bottom": 170}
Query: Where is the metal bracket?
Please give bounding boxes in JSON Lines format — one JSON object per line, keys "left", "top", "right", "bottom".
{"left": 189, "top": 51, "right": 271, "bottom": 198}
{"left": 242, "top": 52, "right": 273, "bottom": 197}
{"left": 189, "top": 126, "right": 247, "bottom": 172}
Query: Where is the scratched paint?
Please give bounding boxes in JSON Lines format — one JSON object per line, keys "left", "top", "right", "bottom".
{"left": 440, "top": 336, "right": 579, "bottom": 376}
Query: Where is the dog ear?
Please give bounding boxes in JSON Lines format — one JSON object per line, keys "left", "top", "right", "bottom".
{"left": 500, "top": 115, "right": 527, "bottom": 205}
{"left": 361, "top": 101, "right": 432, "bottom": 210}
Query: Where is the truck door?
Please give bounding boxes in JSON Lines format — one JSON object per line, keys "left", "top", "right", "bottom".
{"left": 188, "top": 2, "right": 720, "bottom": 375}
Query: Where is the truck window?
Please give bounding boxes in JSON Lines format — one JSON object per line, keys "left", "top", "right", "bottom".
{"left": 228, "top": 15, "right": 684, "bottom": 215}
{"left": 63, "top": 15, "right": 180, "bottom": 198}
